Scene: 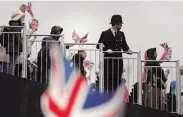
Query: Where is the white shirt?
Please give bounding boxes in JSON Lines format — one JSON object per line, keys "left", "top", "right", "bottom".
{"left": 111, "top": 28, "right": 117, "bottom": 36}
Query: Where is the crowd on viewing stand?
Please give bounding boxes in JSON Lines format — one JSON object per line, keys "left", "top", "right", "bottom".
{"left": 0, "top": 3, "right": 182, "bottom": 115}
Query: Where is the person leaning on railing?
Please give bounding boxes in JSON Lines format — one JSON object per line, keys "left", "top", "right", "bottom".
{"left": 96, "top": 14, "right": 133, "bottom": 92}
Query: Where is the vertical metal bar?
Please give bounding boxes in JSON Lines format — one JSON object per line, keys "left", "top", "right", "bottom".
{"left": 176, "top": 60, "right": 181, "bottom": 114}
{"left": 112, "top": 58, "right": 114, "bottom": 92}
{"left": 99, "top": 43, "right": 104, "bottom": 93}
{"left": 35, "top": 42, "right": 38, "bottom": 82}
{"left": 22, "top": 25, "right": 27, "bottom": 78}
{"left": 60, "top": 35, "right": 65, "bottom": 56}
{"left": 132, "top": 58, "right": 135, "bottom": 103}
{"left": 46, "top": 40, "right": 48, "bottom": 84}
{"left": 137, "top": 51, "right": 142, "bottom": 105}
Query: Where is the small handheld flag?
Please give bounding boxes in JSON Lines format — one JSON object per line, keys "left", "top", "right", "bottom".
{"left": 26, "top": 2, "right": 34, "bottom": 18}
{"left": 83, "top": 60, "right": 94, "bottom": 71}
{"left": 72, "top": 30, "right": 88, "bottom": 44}
{"left": 30, "top": 18, "right": 39, "bottom": 31}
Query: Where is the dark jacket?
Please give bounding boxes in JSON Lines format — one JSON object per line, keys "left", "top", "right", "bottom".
{"left": 37, "top": 37, "right": 52, "bottom": 83}
{"left": 0, "top": 20, "right": 23, "bottom": 54}
{"left": 72, "top": 54, "right": 86, "bottom": 77}
{"left": 145, "top": 48, "right": 167, "bottom": 89}
{"left": 96, "top": 28, "right": 129, "bottom": 57}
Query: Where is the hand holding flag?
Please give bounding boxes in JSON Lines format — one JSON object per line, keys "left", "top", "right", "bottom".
{"left": 30, "top": 18, "right": 39, "bottom": 31}
{"left": 160, "top": 43, "right": 172, "bottom": 61}
{"left": 20, "top": 4, "right": 26, "bottom": 13}
{"left": 26, "top": 2, "right": 34, "bottom": 18}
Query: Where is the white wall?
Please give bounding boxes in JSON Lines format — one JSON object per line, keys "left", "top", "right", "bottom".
{"left": 0, "top": 1, "right": 182, "bottom": 90}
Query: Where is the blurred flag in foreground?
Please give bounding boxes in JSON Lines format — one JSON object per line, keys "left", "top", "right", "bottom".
{"left": 41, "top": 43, "right": 125, "bottom": 117}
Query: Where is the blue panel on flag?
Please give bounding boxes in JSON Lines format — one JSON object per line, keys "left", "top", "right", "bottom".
{"left": 83, "top": 88, "right": 114, "bottom": 109}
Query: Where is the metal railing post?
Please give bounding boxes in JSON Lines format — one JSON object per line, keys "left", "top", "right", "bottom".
{"left": 21, "top": 25, "right": 27, "bottom": 78}
{"left": 60, "top": 35, "right": 65, "bottom": 56}
{"left": 137, "top": 51, "right": 142, "bottom": 105}
{"left": 99, "top": 43, "right": 104, "bottom": 93}
{"left": 176, "top": 60, "right": 181, "bottom": 114}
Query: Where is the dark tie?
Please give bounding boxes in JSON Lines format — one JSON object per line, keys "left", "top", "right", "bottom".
{"left": 115, "top": 31, "right": 117, "bottom": 38}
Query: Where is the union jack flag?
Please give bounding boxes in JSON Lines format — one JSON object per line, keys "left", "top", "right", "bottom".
{"left": 83, "top": 60, "right": 94, "bottom": 71}
{"left": 26, "top": 2, "right": 34, "bottom": 18}
{"left": 30, "top": 18, "right": 39, "bottom": 30}
{"left": 80, "top": 33, "right": 88, "bottom": 43}
{"left": 41, "top": 43, "right": 125, "bottom": 117}
{"left": 160, "top": 43, "right": 172, "bottom": 61}
{"left": 72, "top": 30, "right": 88, "bottom": 44}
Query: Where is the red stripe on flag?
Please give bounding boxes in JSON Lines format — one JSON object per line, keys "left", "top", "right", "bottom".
{"left": 46, "top": 75, "right": 84, "bottom": 117}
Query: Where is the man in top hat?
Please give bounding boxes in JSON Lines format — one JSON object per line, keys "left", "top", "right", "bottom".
{"left": 96, "top": 14, "right": 132, "bottom": 92}
{"left": 37, "top": 26, "right": 63, "bottom": 84}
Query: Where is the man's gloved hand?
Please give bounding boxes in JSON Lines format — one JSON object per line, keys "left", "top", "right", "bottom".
{"left": 106, "top": 49, "right": 113, "bottom": 54}
{"left": 181, "top": 92, "right": 183, "bottom": 96}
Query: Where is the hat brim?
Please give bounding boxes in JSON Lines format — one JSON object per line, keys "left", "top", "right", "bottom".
{"left": 12, "top": 15, "right": 25, "bottom": 22}
{"left": 109, "top": 22, "right": 124, "bottom": 24}
{"left": 11, "top": 10, "right": 25, "bottom": 22}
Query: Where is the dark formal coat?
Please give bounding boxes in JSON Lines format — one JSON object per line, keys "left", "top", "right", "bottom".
{"left": 96, "top": 28, "right": 130, "bottom": 92}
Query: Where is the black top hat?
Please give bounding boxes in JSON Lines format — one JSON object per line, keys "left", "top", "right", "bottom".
{"left": 110, "top": 15, "right": 123, "bottom": 25}
{"left": 9, "top": 20, "right": 22, "bottom": 26}
{"left": 51, "top": 26, "right": 63, "bottom": 35}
